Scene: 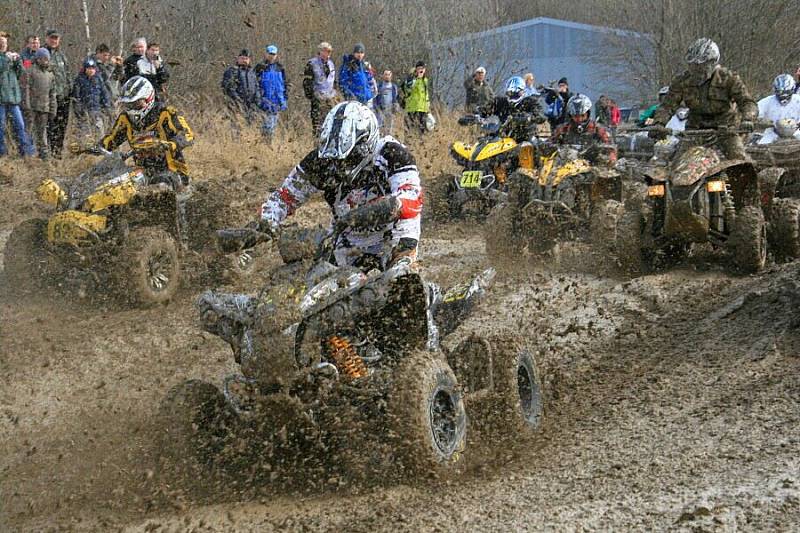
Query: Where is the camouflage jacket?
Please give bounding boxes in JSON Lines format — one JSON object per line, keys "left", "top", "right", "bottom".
{"left": 654, "top": 66, "right": 757, "bottom": 129}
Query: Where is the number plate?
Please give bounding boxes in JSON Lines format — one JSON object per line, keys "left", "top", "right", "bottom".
{"left": 459, "top": 171, "right": 482, "bottom": 189}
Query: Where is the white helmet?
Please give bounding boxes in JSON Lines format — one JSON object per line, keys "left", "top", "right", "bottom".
{"left": 773, "top": 74, "right": 796, "bottom": 105}
{"left": 686, "top": 38, "right": 720, "bottom": 64}
{"left": 504, "top": 76, "right": 526, "bottom": 105}
{"left": 567, "top": 94, "right": 593, "bottom": 117}
{"left": 118, "top": 76, "right": 156, "bottom": 126}
{"left": 775, "top": 118, "right": 798, "bottom": 139}
{"left": 318, "top": 101, "right": 379, "bottom": 160}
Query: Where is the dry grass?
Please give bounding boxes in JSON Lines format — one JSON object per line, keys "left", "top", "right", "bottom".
{"left": 0, "top": 106, "right": 468, "bottom": 232}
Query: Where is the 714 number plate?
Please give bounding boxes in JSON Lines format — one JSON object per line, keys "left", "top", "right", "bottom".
{"left": 459, "top": 171, "right": 482, "bottom": 189}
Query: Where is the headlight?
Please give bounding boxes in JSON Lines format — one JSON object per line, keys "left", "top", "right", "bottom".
{"left": 706, "top": 180, "right": 725, "bottom": 193}
{"left": 647, "top": 184, "right": 666, "bottom": 197}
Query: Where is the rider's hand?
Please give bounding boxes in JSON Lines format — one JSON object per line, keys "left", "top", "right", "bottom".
{"left": 648, "top": 125, "right": 671, "bottom": 140}
{"left": 740, "top": 120, "right": 754, "bottom": 133}
{"left": 643, "top": 118, "right": 655, "bottom": 126}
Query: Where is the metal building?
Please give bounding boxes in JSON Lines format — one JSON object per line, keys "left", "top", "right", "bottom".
{"left": 431, "top": 17, "right": 651, "bottom": 109}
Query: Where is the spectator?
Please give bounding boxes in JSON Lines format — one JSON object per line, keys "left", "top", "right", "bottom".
{"left": 338, "top": 42, "right": 374, "bottom": 104}
{"left": 93, "top": 43, "right": 124, "bottom": 106}
{"left": 20, "top": 35, "right": 39, "bottom": 69}
{"left": 123, "top": 37, "right": 146, "bottom": 82}
{"left": 523, "top": 72, "right": 539, "bottom": 97}
{"left": 256, "top": 45, "right": 288, "bottom": 140}
{"left": 20, "top": 48, "right": 56, "bottom": 159}
{"left": 639, "top": 86, "right": 669, "bottom": 126}
{"left": 221, "top": 48, "right": 260, "bottom": 125}
{"left": 464, "top": 66, "right": 493, "bottom": 111}
{"left": 44, "top": 29, "right": 70, "bottom": 158}
{"left": 303, "top": 41, "right": 337, "bottom": 135}
{"left": 595, "top": 95, "right": 612, "bottom": 125}
{"left": 374, "top": 69, "right": 400, "bottom": 135}
{"left": 364, "top": 61, "right": 378, "bottom": 104}
{"left": 137, "top": 42, "right": 170, "bottom": 100}
{"left": 401, "top": 61, "right": 432, "bottom": 134}
{"left": 608, "top": 98, "right": 621, "bottom": 129}
{"left": 0, "top": 32, "right": 34, "bottom": 158}
{"left": 545, "top": 78, "right": 572, "bottom": 131}
{"left": 72, "top": 58, "right": 110, "bottom": 142}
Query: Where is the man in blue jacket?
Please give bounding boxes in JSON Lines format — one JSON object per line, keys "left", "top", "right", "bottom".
{"left": 338, "top": 43, "right": 374, "bottom": 104}
{"left": 256, "top": 44, "right": 288, "bottom": 140}
{"left": 221, "top": 49, "right": 260, "bottom": 126}
{"left": 72, "top": 58, "right": 111, "bottom": 142}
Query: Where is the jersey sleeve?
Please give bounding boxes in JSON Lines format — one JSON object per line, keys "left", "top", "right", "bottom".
{"left": 381, "top": 142, "right": 422, "bottom": 221}
{"left": 260, "top": 150, "right": 321, "bottom": 229}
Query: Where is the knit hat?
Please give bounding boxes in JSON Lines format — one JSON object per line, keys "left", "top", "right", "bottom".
{"left": 239, "top": 48, "right": 251, "bottom": 57}
{"left": 83, "top": 58, "right": 97, "bottom": 69}
{"left": 45, "top": 29, "right": 61, "bottom": 38}
{"left": 474, "top": 66, "right": 486, "bottom": 74}
{"left": 266, "top": 45, "right": 278, "bottom": 55}
{"left": 353, "top": 42, "right": 365, "bottom": 54}
{"left": 558, "top": 77, "right": 568, "bottom": 85}
{"left": 415, "top": 60, "right": 426, "bottom": 68}
{"left": 35, "top": 48, "right": 51, "bottom": 60}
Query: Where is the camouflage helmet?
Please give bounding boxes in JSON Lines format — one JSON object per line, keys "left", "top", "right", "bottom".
{"left": 567, "top": 94, "right": 593, "bottom": 117}
{"left": 773, "top": 74, "right": 796, "bottom": 105}
{"left": 685, "top": 38, "right": 720, "bottom": 64}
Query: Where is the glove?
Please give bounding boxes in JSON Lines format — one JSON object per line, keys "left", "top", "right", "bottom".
{"left": 648, "top": 125, "right": 671, "bottom": 140}
{"left": 740, "top": 120, "right": 754, "bottom": 132}
{"left": 512, "top": 113, "right": 531, "bottom": 124}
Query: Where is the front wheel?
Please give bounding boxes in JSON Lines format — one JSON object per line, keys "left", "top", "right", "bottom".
{"left": 728, "top": 206, "right": 767, "bottom": 273}
{"left": 118, "top": 227, "right": 180, "bottom": 306}
{"left": 484, "top": 203, "right": 519, "bottom": 261}
{"left": 615, "top": 207, "right": 645, "bottom": 274}
{"left": 589, "top": 199, "right": 625, "bottom": 264}
{"left": 387, "top": 351, "right": 467, "bottom": 480}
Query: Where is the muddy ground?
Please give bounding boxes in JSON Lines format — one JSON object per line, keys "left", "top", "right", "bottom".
{"left": 2, "top": 158, "right": 800, "bottom": 532}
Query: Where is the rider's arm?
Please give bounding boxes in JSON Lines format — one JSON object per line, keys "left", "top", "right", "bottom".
{"left": 653, "top": 82, "right": 683, "bottom": 125}
{"left": 101, "top": 113, "right": 131, "bottom": 151}
{"left": 728, "top": 72, "right": 758, "bottom": 121}
{"left": 164, "top": 107, "right": 194, "bottom": 149}
{"left": 259, "top": 151, "right": 321, "bottom": 230}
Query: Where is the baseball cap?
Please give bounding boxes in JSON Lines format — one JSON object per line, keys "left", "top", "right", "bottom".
{"left": 46, "top": 29, "right": 61, "bottom": 38}
{"left": 83, "top": 58, "right": 97, "bottom": 69}
{"left": 239, "top": 48, "right": 251, "bottom": 57}
{"left": 266, "top": 45, "right": 278, "bottom": 55}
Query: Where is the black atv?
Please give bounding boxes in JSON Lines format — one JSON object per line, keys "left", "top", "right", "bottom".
{"left": 158, "top": 227, "right": 542, "bottom": 482}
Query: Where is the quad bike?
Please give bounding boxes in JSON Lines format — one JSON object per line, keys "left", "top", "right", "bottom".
{"left": 2, "top": 141, "right": 238, "bottom": 305}
{"left": 158, "top": 226, "right": 543, "bottom": 482}
{"left": 427, "top": 114, "right": 543, "bottom": 220}
{"left": 484, "top": 141, "right": 623, "bottom": 259}
{"left": 747, "top": 119, "right": 800, "bottom": 261}
{"left": 616, "top": 128, "right": 766, "bottom": 273}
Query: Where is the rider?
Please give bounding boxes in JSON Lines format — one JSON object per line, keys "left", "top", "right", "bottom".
{"left": 550, "top": 94, "right": 616, "bottom": 164}
{"left": 100, "top": 76, "right": 194, "bottom": 188}
{"left": 259, "top": 100, "right": 422, "bottom": 270}
{"left": 650, "top": 38, "right": 757, "bottom": 161}
{"left": 477, "top": 76, "right": 546, "bottom": 142}
{"left": 756, "top": 74, "right": 800, "bottom": 144}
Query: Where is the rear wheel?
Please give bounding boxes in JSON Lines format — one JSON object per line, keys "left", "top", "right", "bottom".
{"left": 3, "top": 218, "right": 50, "bottom": 292}
{"left": 729, "top": 206, "right": 767, "bottom": 273}
{"left": 387, "top": 351, "right": 467, "bottom": 480}
{"left": 118, "top": 227, "right": 180, "bottom": 306}
{"left": 615, "top": 207, "right": 645, "bottom": 274}
{"left": 590, "top": 199, "right": 625, "bottom": 262}
{"left": 768, "top": 197, "right": 800, "bottom": 262}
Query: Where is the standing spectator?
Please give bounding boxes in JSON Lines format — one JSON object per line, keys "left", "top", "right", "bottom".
{"left": 221, "top": 49, "right": 260, "bottom": 125}
{"left": 338, "top": 43, "right": 374, "bottom": 104}
{"left": 44, "top": 29, "right": 70, "bottom": 158}
{"left": 94, "top": 44, "right": 124, "bottom": 104}
{"left": 137, "top": 42, "right": 170, "bottom": 100}
{"left": 20, "top": 35, "right": 39, "bottom": 69}
{"left": 544, "top": 77, "right": 572, "bottom": 130}
{"left": 364, "top": 61, "right": 378, "bottom": 105}
{"left": 595, "top": 95, "right": 612, "bottom": 125}
{"left": 464, "top": 66, "right": 493, "bottom": 111}
{"left": 608, "top": 98, "right": 621, "bottom": 129}
{"left": 0, "top": 32, "right": 34, "bottom": 157}
{"left": 401, "top": 61, "right": 432, "bottom": 134}
{"left": 523, "top": 72, "right": 539, "bottom": 97}
{"left": 20, "top": 48, "right": 56, "bottom": 159}
{"left": 374, "top": 69, "right": 399, "bottom": 135}
{"left": 303, "top": 41, "right": 337, "bottom": 135}
{"left": 256, "top": 45, "right": 288, "bottom": 140}
{"left": 123, "top": 37, "right": 146, "bottom": 82}
{"left": 72, "top": 58, "right": 110, "bottom": 142}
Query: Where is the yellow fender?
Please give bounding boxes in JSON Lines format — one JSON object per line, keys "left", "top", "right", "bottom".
{"left": 47, "top": 211, "right": 107, "bottom": 245}
{"left": 83, "top": 171, "right": 144, "bottom": 212}
{"left": 451, "top": 137, "right": 517, "bottom": 161}
{"left": 36, "top": 179, "right": 67, "bottom": 208}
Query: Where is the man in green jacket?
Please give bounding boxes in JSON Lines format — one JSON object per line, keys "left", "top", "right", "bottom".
{"left": 401, "top": 61, "right": 432, "bottom": 134}
{"left": 0, "top": 32, "right": 34, "bottom": 157}
{"left": 44, "top": 29, "right": 71, "bottom": 158}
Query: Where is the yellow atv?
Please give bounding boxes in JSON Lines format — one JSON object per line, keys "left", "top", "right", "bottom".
{"left": 427, "top": 114, "right": 542, "bottom": 220}
{"left": 3, "top": 141, "right": 230, "bottom": 306}
{"left": 485, "top": 142, "right": 623, "bottom": 258}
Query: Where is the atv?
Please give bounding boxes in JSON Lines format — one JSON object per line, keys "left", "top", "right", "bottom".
{"left": 616, "top": 128, "right": 766, "bottom": 273}
{"left": 484, "top": 141, "right": 624, "bottom": 259}
{"left": 426, "top": 114, "right": 542, "bottom": 220}
{"left": 2, "top": 141, "right": 239, "bottom": 305}
{"left": 747, "top": 119, "right": 800, "bottom": 261}
{"left": 158, "top": 227, "right": 543, "bottom": 482}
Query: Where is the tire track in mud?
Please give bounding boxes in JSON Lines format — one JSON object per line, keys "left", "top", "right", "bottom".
{"left": 3, "top": 233, "right": 800, "bottom": 531}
